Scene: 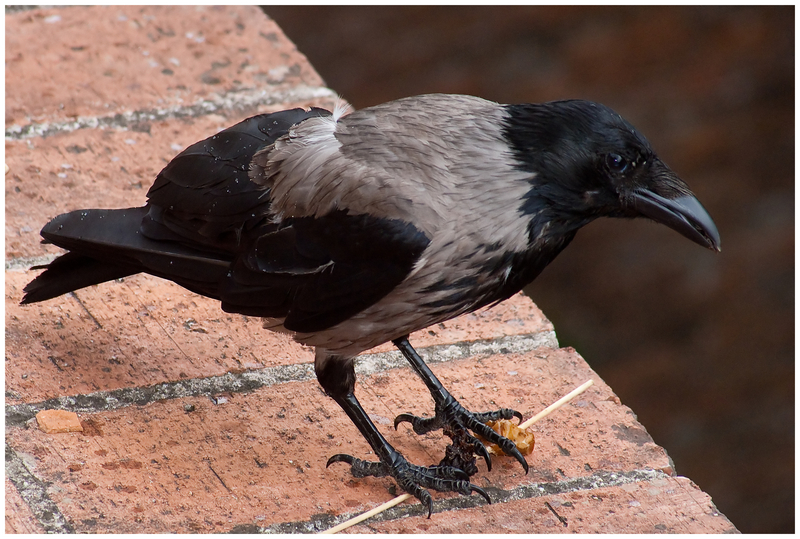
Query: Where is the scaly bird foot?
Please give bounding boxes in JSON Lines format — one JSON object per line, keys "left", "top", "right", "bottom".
{"left": 394, "top": 397, "right": 528, "bottom": 473}
{"left": 327, "top": 452, "right": 490, "bottom": 517}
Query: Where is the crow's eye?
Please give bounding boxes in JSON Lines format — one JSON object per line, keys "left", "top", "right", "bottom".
{"left": 605, "top": 153, "right": 629, "bottom": 174}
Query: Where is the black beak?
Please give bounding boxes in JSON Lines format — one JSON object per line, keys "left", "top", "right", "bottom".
{"left": 631, "top": 188, "right": 721, "bottom": 252}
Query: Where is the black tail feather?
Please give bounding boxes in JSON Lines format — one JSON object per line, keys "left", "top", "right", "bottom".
{"left": 21, "top": 207, "right": 233, "bottom": 305}
{"left": 21, "top": 252, "right": 137, "bottom": 304}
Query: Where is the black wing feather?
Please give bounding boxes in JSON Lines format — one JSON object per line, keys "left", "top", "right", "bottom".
{"left": 220, "top": 210, "right": 430, "bottom": 332}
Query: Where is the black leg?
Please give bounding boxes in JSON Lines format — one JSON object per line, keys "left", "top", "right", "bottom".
{"left": 316, "top": 354, "right": 490, "bottom": 517}
{"left": 392, "top": 336, "right": 530, "bottom": 474}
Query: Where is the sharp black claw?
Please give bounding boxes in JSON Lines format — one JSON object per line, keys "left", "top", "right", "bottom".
{"left": 503, "top": 445, "right": 529, "bottom": 474}
{"left": 516, "top": 452, "right": 530, "bottom": 474}
{"left": 393, "top": 411, "right": 441, "bottom": 435}
{"left": 490, "top": 437, "right": 528, "bottom": 474}
{"left": 497, "top": 439, "right": 529, "bottom": 474}
{"left": 326, "top": 453, "right": 354, "bottom": 468}
{"left": 450, "top": 466, "right": 470, "bottom": 481}
{"left": 393, "top": 413, "right": 413, "bottom": 430}
{"left": 471, "top": 484, "right": 491, "bottom": 504}
{"left": 513, "top": 410, "right": 524, "bottom": 422}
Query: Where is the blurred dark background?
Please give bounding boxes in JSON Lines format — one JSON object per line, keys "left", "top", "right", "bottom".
{"left": 264, "top": 6, "right": 794, "bottom": 533}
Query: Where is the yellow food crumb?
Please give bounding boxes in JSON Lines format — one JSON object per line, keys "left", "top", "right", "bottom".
{"left": 479, "top": 418, "right": 535, "bottom": 456}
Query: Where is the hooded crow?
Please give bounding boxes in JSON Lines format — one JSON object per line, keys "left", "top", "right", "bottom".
{"left": 22, "top": 93, "right": 720, "bottom": 515}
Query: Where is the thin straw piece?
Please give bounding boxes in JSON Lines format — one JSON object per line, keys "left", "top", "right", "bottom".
{"left": 321, "top": 379, "right": 595, "bottom": 533}
{"left": 320, "top": 494, "right": 412, "bottom": 534}
{"left": 519, "top": 379, "right": 594, "bottom": 430}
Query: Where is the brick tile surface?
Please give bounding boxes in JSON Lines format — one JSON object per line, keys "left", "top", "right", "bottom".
{"left": 353, "top": 476, "right": 732, "bottom": 534}
{"left": 5, "top": 5, "right": 324, "bottom": 127}
{"left": 5, "top": 479, "right": 46, "bottom": 534}
{"left": 5, "top": 5, "right": 736, "bottom": 534}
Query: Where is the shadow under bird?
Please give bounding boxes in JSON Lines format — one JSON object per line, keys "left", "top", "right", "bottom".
{"left": 22, "top": 94, "right": 720, "bottom": 516}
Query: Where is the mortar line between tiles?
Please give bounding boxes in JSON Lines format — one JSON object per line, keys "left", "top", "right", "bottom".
{"left": 256, "top": 468, "right": 672, "bottom": 533}
{"left": 5, "top": 331, "right": 558, "bottom": 426}
{"left": 5, "top": 442, "right": 75, "bottom": 533}
{"left": 4, "top": 84, "right": 338, "bottom": 141}
{"left": 6, "top": 254, "right": 61, "bottom": 272}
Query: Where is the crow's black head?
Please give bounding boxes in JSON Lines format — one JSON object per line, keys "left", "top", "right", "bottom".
{"left": 504, "top": 100, "right": 720, "bottom": 251}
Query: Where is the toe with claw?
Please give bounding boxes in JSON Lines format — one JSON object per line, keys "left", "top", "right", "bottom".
{"left": 327, "top": 452, "right": 490, "bottom": 517}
